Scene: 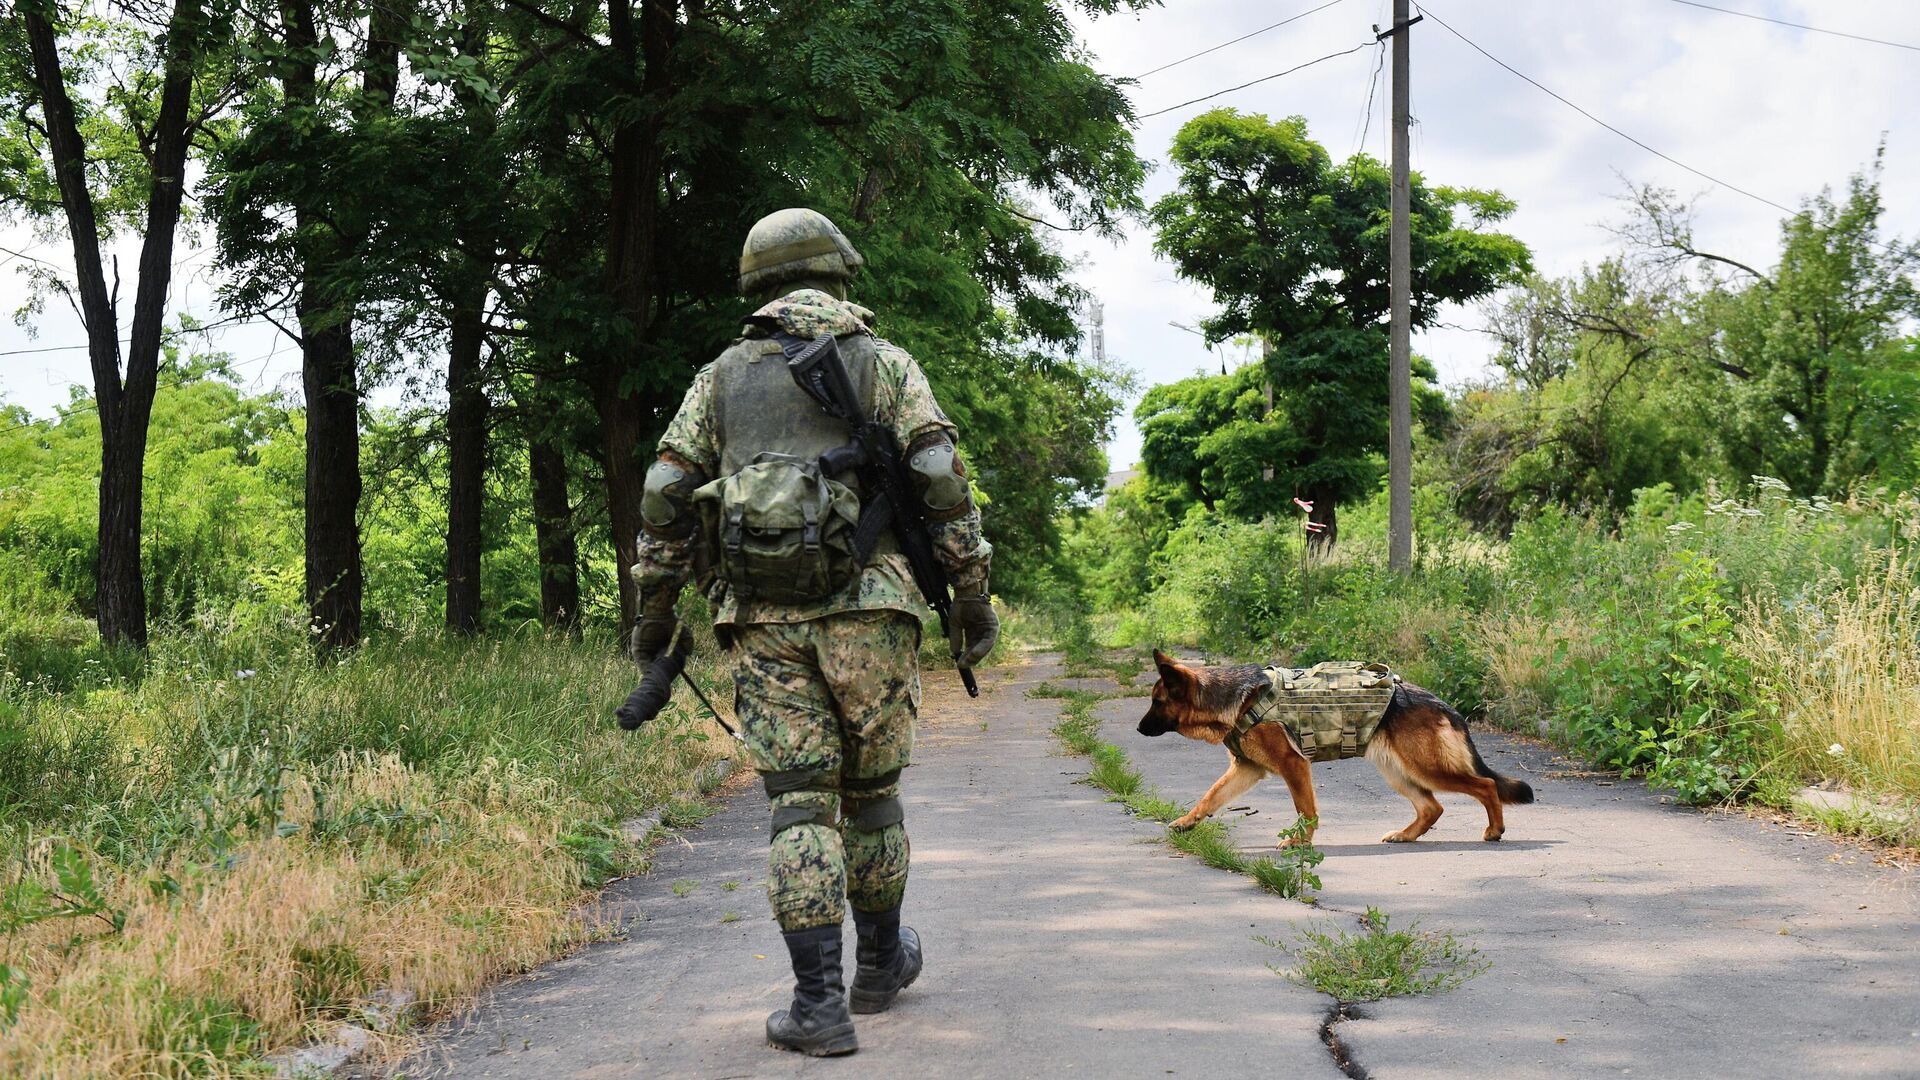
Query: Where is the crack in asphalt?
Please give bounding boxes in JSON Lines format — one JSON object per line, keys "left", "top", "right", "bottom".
{"left": 1319, "top": 1001, "right": 1371, "bottom": 1079}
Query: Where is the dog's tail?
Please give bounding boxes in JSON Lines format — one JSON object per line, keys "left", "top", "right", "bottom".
{"left": 1392, "top": 683, "right": 1536, "bottom": 804}
{"left": 1465, "top": 733, "right": 1534, "bottom": 804}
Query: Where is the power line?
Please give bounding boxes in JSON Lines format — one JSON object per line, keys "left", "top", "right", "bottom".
{"left": 1139, "top": 40, "right": 1375, "bottom": 119}
{"left": 0, "top": 342, "right": 103, "bottom": 357}
{"left": 1351, "top": 39, "right": 1387, "bottom": 161}
{"left": 1417, "top": 3, "right": 1795, "bottom": 216}
{"left": 0, "top": 317, "right": 278, "bottom": 358}
{"left": 1132, "top": 0, "right": 1352, "bottom": 79}
{"left": 1667, "top": 0, "right": 1920, "bottom": 53}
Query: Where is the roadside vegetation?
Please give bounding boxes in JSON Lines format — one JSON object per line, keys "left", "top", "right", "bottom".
{"left": 1065, "top": 481, "right": 1919, "bottom": 839}
{"left": 1035, "top": 679, "right": 1324, "bottom": 899}
{"left": 0, "top": 582, "right": 736, "bottom": 1076}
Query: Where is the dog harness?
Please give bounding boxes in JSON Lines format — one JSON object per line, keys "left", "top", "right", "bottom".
{"left": 1226, "top": 661, "right": 1401, "bottom": 764}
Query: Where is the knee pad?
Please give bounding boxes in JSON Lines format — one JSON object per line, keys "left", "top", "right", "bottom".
{"left": 641, "top": 454, "right": 707, "bottom": 540}
{"left": 763, "top": 767, "right": 840, "bottom": 840}
{"left": 841, "top": 767, "right": 904, "bottom": 831}
{"left": 842, "top": 795, "right": 903, "bottom": 831}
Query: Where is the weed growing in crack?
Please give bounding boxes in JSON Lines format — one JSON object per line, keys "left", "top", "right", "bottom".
{"left": 1265, "top": 907, "right": 1489, "bottom": 1001}
{"left": 1043, "top": 687, "right": 1108, "bottom": 755}
{"left": 1088, "top": 744, "right": 1142, "bottom": 797}
{"left": 669, "top": 878, "right": 698, "bottom": 897}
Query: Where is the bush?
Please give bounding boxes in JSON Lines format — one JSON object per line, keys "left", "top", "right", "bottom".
{"left": 1084, "top": 478, "right": 1918, "bottom": 812}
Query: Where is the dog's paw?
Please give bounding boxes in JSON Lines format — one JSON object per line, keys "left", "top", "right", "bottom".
{"left": 1482, "top": 829, "right": 1504, "bottom": 842}
{"left": 1379, "top": 831, "right": 1416, "bottom": 843}
{"left": 1277, "top": 837, "right": 1313, "bottom": 850}
{"left": 1168, "top": 817, "right": 1199, "bottom": 832}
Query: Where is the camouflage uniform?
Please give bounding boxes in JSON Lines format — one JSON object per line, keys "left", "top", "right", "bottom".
{"left": 634, "top": 289, "right": 990, "bottom": 932}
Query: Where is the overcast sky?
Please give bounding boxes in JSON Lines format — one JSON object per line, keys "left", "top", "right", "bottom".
{"left": 5, "top": 0, "right": 1919, "bottom": 471}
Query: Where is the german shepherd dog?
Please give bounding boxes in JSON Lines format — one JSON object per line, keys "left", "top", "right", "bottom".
{"left": 1137, "top": 650, "right": 1534, "bottom": 845}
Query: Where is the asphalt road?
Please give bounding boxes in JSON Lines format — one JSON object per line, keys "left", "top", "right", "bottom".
{"left": 384, "top": 655, "right": 1920, "bottom": 1079}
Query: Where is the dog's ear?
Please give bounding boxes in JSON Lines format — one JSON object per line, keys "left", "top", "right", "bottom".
{"left": 1153, "top": 649, "right": 1190, "bottom": 697}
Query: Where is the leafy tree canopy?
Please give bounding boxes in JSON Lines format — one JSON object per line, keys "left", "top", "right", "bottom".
{"left": 1147, "top": 109, "right": 1529, "bottom": 536}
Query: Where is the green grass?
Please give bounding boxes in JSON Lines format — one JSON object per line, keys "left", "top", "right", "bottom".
{"left": 1037, "top": 676, "right": 1321, "bottom": 899}
{"left": 1264, "top": 907, "right": 1489, "bottom": 1002}
{"left": 0, "top": 620, "right": 737, "bottom": 1076}
{"left": 1794, "top": 799, "right": 1920, "bottom": 847}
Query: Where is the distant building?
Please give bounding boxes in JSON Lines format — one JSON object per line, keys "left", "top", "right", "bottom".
{"left": 1095, "top": 466, "right": 1139, "bottom": 507}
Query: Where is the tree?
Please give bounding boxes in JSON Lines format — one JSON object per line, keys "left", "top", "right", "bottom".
{"left": 1471, "top": 166, "right": 1920, "bottom": 523}
{"left": 2, "top": 0, "right": 235, "bottom": 646}
{"left": 1624, "top": 172, "right": 1920, "bottom": 494}
{"left": 480, "top": 0, "right": 1150, "bottom": 624}
{"left": 1149, "top": 110, "right": 1529, "bottom": 545}
{"left": 1136, "top": 353, "right": 1450, "bottom": 526}
{"left": 1448, "top": 263, "right": 1716, "bottom": 530}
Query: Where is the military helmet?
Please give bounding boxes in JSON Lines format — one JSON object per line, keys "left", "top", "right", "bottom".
{"left": 738, "top": 208, "right": 864, "bottom": 295}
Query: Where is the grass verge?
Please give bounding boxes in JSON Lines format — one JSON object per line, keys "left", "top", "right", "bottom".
{"left": 0, "top": 627, "right": 736, "bottom": 1078}
{"left": 1032, "top": 677, "right": 1322, "bottom": 899}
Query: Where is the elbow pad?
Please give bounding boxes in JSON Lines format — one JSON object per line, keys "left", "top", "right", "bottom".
{"left": 641, "top": 453, "right": 708, "bottom": 540}
{"left": 907, "top": 432, "right": 972, "bottom": 522}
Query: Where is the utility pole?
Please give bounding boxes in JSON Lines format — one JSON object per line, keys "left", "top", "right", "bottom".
{"left": 1387, "top": 0, "right": 1418, "bottom": 573}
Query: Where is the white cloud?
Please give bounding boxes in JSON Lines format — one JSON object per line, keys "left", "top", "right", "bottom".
{"left": 1066, "top": 0, "right": 1920, "bottom": 467}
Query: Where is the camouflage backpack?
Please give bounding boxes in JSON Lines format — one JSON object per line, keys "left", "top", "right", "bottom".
{"left": 692, "top": 451, "right": 863, "bottom": 605}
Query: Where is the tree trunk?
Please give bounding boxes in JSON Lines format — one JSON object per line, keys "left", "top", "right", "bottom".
{"left": 281, "top": 0, "right": 410, "bottom": 651}
{"left": 23, "top": 0, "right": 203, "bottom": 648}
{"left": 585, "top": 0, "right": 677, "bottom": 630}
{"left": 444, "top": 0, "right": 500, "bottom": 636}
{"left": 528, "top": 423, "right": 581, "bottom": 633}
{"left": 302, "top": 318, "right": 365, "bottom": 648}
{"left": 444, "top": 292, "right": 488, "bottom": 634}
{"left": 1306, "top": 487, "right": 1338, "bottom": 555}
{"left": 277, "top": 0, "right": 360, "bottom": 650}
{"left": 595, "top": 376, "right": 649, "bottom": 627}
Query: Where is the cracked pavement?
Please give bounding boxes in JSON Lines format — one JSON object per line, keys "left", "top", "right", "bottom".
{"left": 380, "top": 655, "right": 1920, "bottom": 1078}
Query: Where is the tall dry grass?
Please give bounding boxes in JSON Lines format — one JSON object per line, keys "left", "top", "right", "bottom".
{"left": 1474, "top": 612, "right": 1600, "bottom": 735}
{"left": 1737, "top": 551, "right": 1920, "bottom": 796}
{"left": 0, "top": 630, "right": 737, "bottom": 1078}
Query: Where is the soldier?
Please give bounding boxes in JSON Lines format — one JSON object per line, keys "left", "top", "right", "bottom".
{"left": 630, "top": 208, "right": 998, "bottom": 1056}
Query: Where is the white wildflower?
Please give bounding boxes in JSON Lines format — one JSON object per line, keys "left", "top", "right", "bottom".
{"left": 1827, "top": 743, "right": 1845, "bottom": 757}
{"left": 235, "top": 669, "right": 257, "bottom": 680}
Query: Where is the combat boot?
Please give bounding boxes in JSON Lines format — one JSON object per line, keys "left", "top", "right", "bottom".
{"left": 849, "top": 906, "right": 922, "bottom": 1014}
{"left": 766, "top": 925, "right": 858, "bottom": 1056}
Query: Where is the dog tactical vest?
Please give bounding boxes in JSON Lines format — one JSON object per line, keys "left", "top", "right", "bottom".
{"left": 1228, "top": 661, "right": 1400, "bottom": 764}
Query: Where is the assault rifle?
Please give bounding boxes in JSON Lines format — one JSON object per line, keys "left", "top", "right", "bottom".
{"left": 781, "top": 332, "right": 981, "bottom": 698}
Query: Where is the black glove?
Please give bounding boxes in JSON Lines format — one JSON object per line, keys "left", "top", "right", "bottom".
{"left": 629, "top": 614, "right": 677, "bottom": 665}
{"left": 948, "top": 595, "right": 998, "bottom": 668}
